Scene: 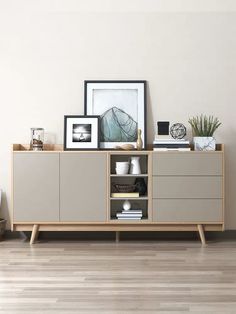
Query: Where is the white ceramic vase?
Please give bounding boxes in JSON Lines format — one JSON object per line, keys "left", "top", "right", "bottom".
{"left": 129, "top": 156, "right": 141, "bottom": 174}
{"left": 193, "top": 137, "right": 216, "bottom": 151}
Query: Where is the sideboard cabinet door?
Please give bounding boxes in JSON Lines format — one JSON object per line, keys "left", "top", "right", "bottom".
{"left": 60, "top": 153, "right": 107, "bottom": 222}
{"left": 13, "top": 153, "right": 60, "bottom": 222}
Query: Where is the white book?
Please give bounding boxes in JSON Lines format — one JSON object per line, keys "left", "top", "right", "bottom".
{"left": 117, "top": 217, "right": 142, "bottom": 220}
{"left": 153, "top": 148, "right": 191, "bottom": 151}
{"left": 154, "top": 137, "right": 185, "bottom": 141}
{"left": 153, "top": 140, "right": 189, "bottom": 144}
{"left": 121, "top": 210, "right": 143, "bottom": 214}
{"left": 116, "top": 214, "right": 143, "bottom": 218}
{"left": 154, "top": 135, "right": 172, "bottom": 140}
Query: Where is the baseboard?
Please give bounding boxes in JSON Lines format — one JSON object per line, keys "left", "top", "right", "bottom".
{"left": 3, "top": 230, "right": 236, "bottom": 241}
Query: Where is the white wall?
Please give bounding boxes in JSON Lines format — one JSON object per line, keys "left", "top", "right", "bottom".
{"left": 0, "top": 0, "right": 235, "bottom": 229}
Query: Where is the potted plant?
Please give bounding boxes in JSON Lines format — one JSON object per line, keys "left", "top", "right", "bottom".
{"left": 188, "top": 115, "right": 221, "bottom": 151}
{"left": 0, "top": 190, "right": 6, "bottom": 240}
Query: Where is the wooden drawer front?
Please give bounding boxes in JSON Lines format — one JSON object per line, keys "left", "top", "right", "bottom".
{"left": 153, "top": 176, "right": 222, "bottom": 199}
{"left": 153, "top": 199, "right": 223, "bottom": 222}
{"left": 153, "top": 153, "right": 223, "bottom": 176}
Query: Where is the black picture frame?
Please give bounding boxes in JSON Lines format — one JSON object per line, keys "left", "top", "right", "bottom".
{"left": 84, "top": 80, "right": 147, "bottom": 149}
{"left": 64, "top": 115, "right": 100, "bottom": 151}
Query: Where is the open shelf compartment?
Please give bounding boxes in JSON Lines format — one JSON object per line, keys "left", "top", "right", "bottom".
{"left": 108, "top": 152, "right": 151, "bottom": 222}
{"left": 110, "top": 153, "right": 148, "bottom": 175}
{"left": 110, "top": 199, "right": 149, "bottom": 221}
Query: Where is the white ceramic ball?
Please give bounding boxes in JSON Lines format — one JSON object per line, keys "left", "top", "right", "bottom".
{"left": 123, "top": 200, "right": 131, "bottom": 211}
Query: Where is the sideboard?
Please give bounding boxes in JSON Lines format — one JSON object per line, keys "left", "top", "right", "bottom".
{"left": 11, "top": 144, "right": 225, "bottom": 245}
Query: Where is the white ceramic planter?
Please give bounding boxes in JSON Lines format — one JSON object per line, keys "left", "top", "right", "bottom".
{"left": 193, "top": 137, "right": 216, "bottom": 151}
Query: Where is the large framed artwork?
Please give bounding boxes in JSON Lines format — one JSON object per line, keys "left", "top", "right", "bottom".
{"left": 64, "top": 115, "right": 100, "bottom": 150}
{"left": 84, "top": 80, "right": 146, "bottom": 149}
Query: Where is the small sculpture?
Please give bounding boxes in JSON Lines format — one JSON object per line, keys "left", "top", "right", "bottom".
{"left": 115, "top": 144, "right": 135, "bottom": 150}
{"left": 123, "top": 200, "right": 131, "bottom": 211}
{"left": 134, "top": 178, "right": 147, "bottom": 196}
{"left": 170, "top": 123, "right": 186, "bottom": 139}
{"left": 136, "top": 129, "right": 143, "bottom": 150}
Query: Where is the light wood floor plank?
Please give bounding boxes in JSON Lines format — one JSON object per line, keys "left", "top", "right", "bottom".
{"left": 0, "top": 239, "right": 236, "bottom": 313}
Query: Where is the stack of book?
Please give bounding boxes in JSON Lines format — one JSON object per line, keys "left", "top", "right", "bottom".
{"left": 116, "top": 209, "right": 143, "bottom": 220}
{"left": 153, "top": 135, "right": 191, "bottom": 151}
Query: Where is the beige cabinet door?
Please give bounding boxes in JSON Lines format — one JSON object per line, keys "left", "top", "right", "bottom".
{"left": 60, "top": 153, "right": 107, "bottom": 222}
{"left": 13, "top": 153, "right": 60, "bottom": 222}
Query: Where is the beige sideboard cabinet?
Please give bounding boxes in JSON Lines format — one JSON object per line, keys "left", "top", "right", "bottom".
{"left": 12, "top": 144, "right": 225, "bottom": 245}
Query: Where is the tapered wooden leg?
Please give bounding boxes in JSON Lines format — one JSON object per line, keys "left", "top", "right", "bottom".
{"left": 116, "top": 231, "right": 120, "bottom": 243}
{"left": 30, "top": 224, "right": 39, "bottom": 245}
{"left": 197, "top": 224, "right": 206, "bottom": 245}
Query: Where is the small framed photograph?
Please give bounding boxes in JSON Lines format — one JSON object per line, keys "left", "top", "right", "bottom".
{"left": 84, "top": 80, "right": 146, "bottom": 149}
{"left": 64, "top": 115, "right": 100, "bottom": 150}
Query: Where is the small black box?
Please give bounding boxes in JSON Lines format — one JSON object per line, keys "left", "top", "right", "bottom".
{"left": 157, "top": 121, "right": 170, "bottom": 135}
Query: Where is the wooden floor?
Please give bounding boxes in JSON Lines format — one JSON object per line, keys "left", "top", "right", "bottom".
{"left": 1, "top": 238, "right": 236, "bottom": 313}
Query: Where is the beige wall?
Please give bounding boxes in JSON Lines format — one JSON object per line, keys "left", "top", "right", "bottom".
{"left": 0, "top": 0, "right": 235, "bottom": 229}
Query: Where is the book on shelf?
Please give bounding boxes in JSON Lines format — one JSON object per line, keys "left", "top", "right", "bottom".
{"left": 153, "top": 139, "right": 189, "bottom": 144}
{"left": 154, "top": 138, "right": 188, "bottom": 142}
{"left": 153, "top": 143, "right": 190, "bottom": 148}
{"left": 117, "top": 217, "right": 142, "bottom": 220}
{"left": 154, "top": 135, "right": 173, "bottom": 141}
{"left": 116, "top": 213, "right": 143, "bottom": 218}
{"left": 121, "top": 210, "right": 143, "bottom": 214}
{"left": 153, "top": 147, "right": 191, "bottom": 151}
{"left": 111, "top": 192, "right": 140, "bottom": 198}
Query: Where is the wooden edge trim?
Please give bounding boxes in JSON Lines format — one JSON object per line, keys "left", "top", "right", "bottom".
{"left": 13, "top": 221, "right": 224, "bottom": 225}
{"left": 13, "top": 224, "right": 223, "bottom": 232}
{"left": 12, "top": 144, "right": 224, "bottom": 153}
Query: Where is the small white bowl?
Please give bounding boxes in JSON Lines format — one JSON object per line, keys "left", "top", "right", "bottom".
{"left": 115, "top": 167, "right": 129, "bottom": 175}
{"left": 116, "top": 161, "right": 129, "bottom": 168}
{"left": 116, "top": 166, "right": 129, "bottom": 170}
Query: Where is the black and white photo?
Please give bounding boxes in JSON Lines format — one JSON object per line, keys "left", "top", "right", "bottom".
{"left": 72, "top": 124, "right": 91, "bottom": 142}
{"left": 64, "top": 115, "right": 100, "bottom": 150}
{"left": 84, "top": 81, "right": 146, "bottom": 149}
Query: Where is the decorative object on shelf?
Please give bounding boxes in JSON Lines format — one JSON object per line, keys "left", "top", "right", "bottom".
{"left": 136, "top": 129, "right": 143, "bottom": 151}
{"left": 170, "top": 123, "right": 186, "bottom": 139}
{"left": 115, "top": 161, "right": 130, "bottom": 175}
{"left": 130, "top": 156, "right": 141, "bottom": 174}
{"left": 188, "top": 115, "right": 221, "bottom": 151}
{"left": 154, "top": 122, "right": 190, "bottom": 151}
{"left": 134, "top": 178, "right": 147, "bottom": 196}
{"left": 84, "top": 80, "right": 146, "bottom": 149}
{"left": 30, "top": 128, "right": 44, "bottom": 151}
{"left": 113, "top": 183, "right": 136, "bottom": 193}
{"left": 64, "top": 115, "right": 100, "bottom": 150}
{"left": 0, "top": 190, "right": 6, "bottom": 240}
{"left": 157, "top": 121, "right": 169, "bottom": 135}
{"left": 115, "top": 144, "right": 135, "bottom": 150}
{"left": 122, "top": 200, "right": 131, "bottom": 211}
